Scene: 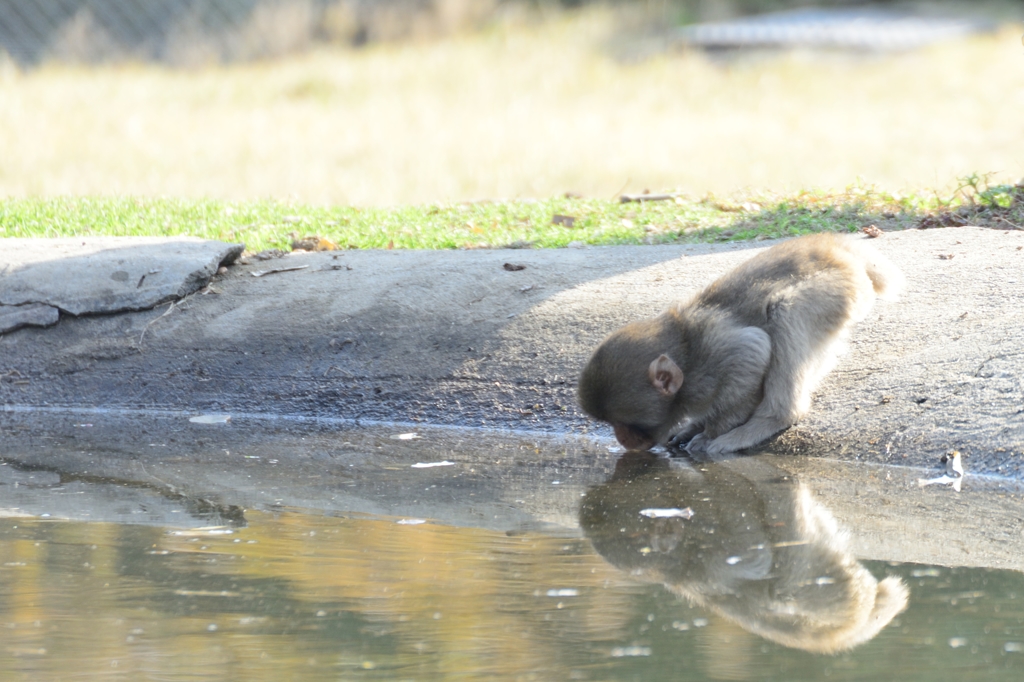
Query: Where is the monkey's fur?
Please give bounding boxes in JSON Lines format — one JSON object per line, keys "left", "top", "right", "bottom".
{"left": 578, "top": 234, "right": 903, "bottom": 454}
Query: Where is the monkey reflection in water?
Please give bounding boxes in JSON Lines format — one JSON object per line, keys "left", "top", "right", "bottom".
{"left": 578, "top": 452, "right": 908, "bottom": 654}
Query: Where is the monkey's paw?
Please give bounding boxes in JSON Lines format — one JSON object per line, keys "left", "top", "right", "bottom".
{"left": 704, "top": 439, "right": 736, "bottom": 456}
{"left": 703, "top": 432, "right": 753, "bottom": 455}
{"left": 684, "top": 433, "right": 709, "bottom": 454}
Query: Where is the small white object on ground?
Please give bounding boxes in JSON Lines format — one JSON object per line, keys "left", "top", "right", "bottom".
{"left": 411, "top": 461, "right": 454, "bottom": 468}
{"left": 251, "top": 265, "right": 309, "bottom": 278}
{"left": 389, "top": 433, "right": 421, "bottom": 440}
{"left": 917, "top": 450, "right": 964, "bottom": 492}
{"left": 396, "top": 519, "right": 427, "bottom": 525}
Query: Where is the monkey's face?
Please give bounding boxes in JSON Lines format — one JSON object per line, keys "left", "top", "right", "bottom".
{"left": 578, "top": 321, "right": 685, "bottom": 451}
{"left": 583, "top": 378, "right": 675, "bottom": 450}
{"left": 578, "top": 372, "right": 674, "bottom": 450}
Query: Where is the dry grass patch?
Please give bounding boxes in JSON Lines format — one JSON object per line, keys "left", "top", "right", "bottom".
{"left": 1, "top": 9, "right": 1022, "bottom": 205}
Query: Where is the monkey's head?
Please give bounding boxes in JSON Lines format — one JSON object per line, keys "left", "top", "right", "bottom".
{"left": 578, "top": 318, "right": 685, "bottom": 450}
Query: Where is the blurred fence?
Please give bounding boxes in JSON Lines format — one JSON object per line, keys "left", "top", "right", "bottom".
{"left": 0, "top": 0, "right": 498, "bottom": 66}
{"left": 1, "top": 0, "right": 1013, "bottom": 67}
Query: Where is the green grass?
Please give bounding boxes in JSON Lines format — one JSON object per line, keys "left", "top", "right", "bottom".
{"left": 2, "top": 181, "right": 1022, "bottom": 253}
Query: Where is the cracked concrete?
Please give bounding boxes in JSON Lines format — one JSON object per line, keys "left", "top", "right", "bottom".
{"left": 0, "top": 237, "right": 243, "bottom": 332}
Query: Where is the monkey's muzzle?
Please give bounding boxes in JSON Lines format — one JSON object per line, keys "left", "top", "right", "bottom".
{"left": 613, "top": 423, "right": 656, "bottom": 451}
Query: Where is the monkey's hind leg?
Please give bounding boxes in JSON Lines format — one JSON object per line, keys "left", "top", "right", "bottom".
{"left": 705, "top": 277, "right": 859, "bottom": 455}
{"left": 701, "top": 343, "right": 814, "bottom": 455}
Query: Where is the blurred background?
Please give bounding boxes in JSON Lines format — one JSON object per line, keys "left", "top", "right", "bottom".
{"left": 0, "top": 0, "right": 1022, "bottom": 205}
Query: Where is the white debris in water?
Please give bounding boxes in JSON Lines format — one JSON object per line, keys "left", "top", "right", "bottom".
{"left": 912, "top": 568, "right": 942, "bottom": 578}
{"left": 411, "top": 461, "right": 454, "bottom": 468}
{"left": 546, "top": 589, "right": 578, "bottom": 597}
{"left": 692, "top": 618, "right": 709, "bottom": 627}
{"left": 948, "top": 637, "right": 968, "bottom": 648}
{"left": 725, "top": 556, "right": 742, "bottom": 565}
{"left": 390, "top": 433, "right": 421, "bottom": 440}
{"left": 639, "top": 507, "right": 694, "bottom": 519}
{"left": 396, "top": 519, "right": 427, "bottom": 525}
{"left": 1005, "top": 642, "right": 1024, "bottom": 653}
{"left": 189, "top": 414, "right": 231, "bottom": 424}
{"left": 917, "top": 473, "right": 962, "bottom": 491}
{"left": 611, "top": 646, "right": 652, "bottom": 658}
{"left": 815, "top": 576, "right": 837, "bottom": 585}
{"left": 918, "top": 450, "right": 964, "bottom": 492}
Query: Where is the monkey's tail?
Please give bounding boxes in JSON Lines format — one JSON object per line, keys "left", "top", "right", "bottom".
{"left": 851, "top": 240, "right": 905, "bottom": 301}
{"left": 837, "top": 575, "right": 910, "bottom": 652}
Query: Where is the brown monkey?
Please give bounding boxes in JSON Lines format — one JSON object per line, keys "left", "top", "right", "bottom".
{"left": 577, "top": 233, "right": 903, "bottom": 454}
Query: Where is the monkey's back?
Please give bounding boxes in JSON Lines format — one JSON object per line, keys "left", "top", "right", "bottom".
{"left": 686, "top": 233, "right": 898, "bottom": 328}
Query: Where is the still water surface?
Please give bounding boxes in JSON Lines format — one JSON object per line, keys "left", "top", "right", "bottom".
{"left": 1, "top": 450, "right": 1023, "bottom": 681}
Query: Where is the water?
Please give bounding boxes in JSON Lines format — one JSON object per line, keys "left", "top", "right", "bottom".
{"left": 2, "top": 412, "right": 1024, "bottom": 680}
{"left": 2, "top": 513, "right": 1023, "bottom": 681}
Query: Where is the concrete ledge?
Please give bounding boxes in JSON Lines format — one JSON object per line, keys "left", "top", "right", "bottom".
{"left": 1, "top": 227, "right": 1023, "bottom": 476}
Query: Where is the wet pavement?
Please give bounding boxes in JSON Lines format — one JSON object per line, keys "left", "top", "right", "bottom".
{"left": 3, "top": 409, "right": 1024, "bottom": 569}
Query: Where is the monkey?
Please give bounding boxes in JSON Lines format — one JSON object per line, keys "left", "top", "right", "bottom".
{"left": 577, "top": 233, "right": 903, "bottom": 455}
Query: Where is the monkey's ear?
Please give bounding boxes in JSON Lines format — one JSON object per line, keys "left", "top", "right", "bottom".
{"left": 648, "top": 354, "right": 684, "bottom": 397}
